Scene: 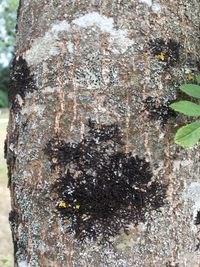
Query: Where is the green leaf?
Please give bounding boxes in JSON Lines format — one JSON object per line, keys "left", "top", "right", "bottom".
{"left": 174, "top": 121, "right": 200, "bottom": 148}
{"left": 0, "top": 259, "right": 8, "bottom": 264}
{"left": 180, "top": 84, "right": 200, "bottom": 99}
{"left": 169, "top": 101, "right": 200, "bottom": 116}
{"left": 0, "top": 90, "right": 8, "bottom": 108}
{"left": 196, "top": 75, "right": 200, "bottom": 84}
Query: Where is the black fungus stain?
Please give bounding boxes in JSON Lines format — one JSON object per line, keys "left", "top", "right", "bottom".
{"left": 195, "top": 241, "right": 200, "bottom": 251}
{"left": 143, "top": 96, "right": 176, "bottom": 126}
{"left": 195, "top": 211, "right": 200, "bottom": 225}
{"left": 4, "top": 138, "right": 7, "bottom": 160}
{"left": 4, "top": 138, "right": 11, "bottom": 186}
{"left": 166, "top": 262, "right": 179, "bottom": 267}
{"left": 45, "top": 120, "right": 167, "bottom": 243}
{"left": 5, "top": 130, "right": 19, "bottom": 187}
{"left": 9, "top": 210, "right": 19, "bottom": 257}
{"left": 16, "top": 0, "right": 22, "bottom": 32}
{"left": 9, "top": 208, "right": 27, "bottom": 261}
{"left": 9, "top": 56, "right": 37, "bottom": 111}
{"left": 148, "top": 38, "right": 180, "bottom": 67}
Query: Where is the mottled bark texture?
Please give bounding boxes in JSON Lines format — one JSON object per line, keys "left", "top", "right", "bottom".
{"left": 6, "top": 0, "right": 200, "bottom": 266}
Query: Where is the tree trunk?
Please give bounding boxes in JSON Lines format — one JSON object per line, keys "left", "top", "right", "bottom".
{"left": 7, "top": 0, "right": 200, "bottom": 266}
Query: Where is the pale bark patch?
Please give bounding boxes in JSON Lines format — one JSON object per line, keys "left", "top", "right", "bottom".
{"left": 185, "top": 182, "right": 200, "bottom": 222}
{"left": 24, "top": 12, "right": 133, "bottom": 66}
{"left": 18, "top": 261, "right": 28, "bottom": 267}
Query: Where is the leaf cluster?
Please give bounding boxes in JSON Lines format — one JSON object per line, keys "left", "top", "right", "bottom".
{"left": 169, "top": 76, "right": 200, "bottom": 148}
{"left": 0, "top": 0, "right": 18, "bottom": 58}
{"left": 0, "top": 65, "right": 9, "bottom": 107}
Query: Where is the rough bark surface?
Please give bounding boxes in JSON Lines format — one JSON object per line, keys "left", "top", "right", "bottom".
{"left": 7, "top": 0, "right": 200, "bottom": 266}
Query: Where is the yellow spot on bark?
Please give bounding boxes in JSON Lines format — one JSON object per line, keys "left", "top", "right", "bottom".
{"left": 58, "top": 201, "right": 67, "bottom": 208}
{"left": 75, "top": 204, "right": 80, "bottom": 209}
{"left": 155, "top": 53, "right": 165, "bottom": 61}
{"left": 187, "top": 73, "right": 193, "bottom": 81}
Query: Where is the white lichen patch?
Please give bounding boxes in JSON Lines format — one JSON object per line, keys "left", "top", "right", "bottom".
{"left": 73, "top": 12, "right": 113, "bottom": 32}
{"left": 24, "top": 12, "right": 133, "bottom": 66}
{"left": 42, "top": 86, "right": 60, "bottom": 94}
{"left": 151, "top": 3, "right": 161, "bottom": 13}
{"left": 76, "top": 239, "right": 133, "bottom": 267}
{"left": 173, "top": 160, "right": 193, "bottom": 172}
{"left": 18, "top": 261, "right": 29, "bottom": 267}
{"left": 72, "top": 12, "right": 133, "bottom": 53}
{"left": 51, "top": 20, "right": 70, "bottom": 33}
{"left": 25, "top": 31, "right": 59, "bottom": 66}
{"left": 20, "top": 104, "right": 45, "bottom": 116}
{"left": 184, "top": 182, "right": 200, "bottom": 221}
{"left": 67, "top": 41, "right": 74, "bottom": 53}
{"left": 139, "top": 0, "right": 152, "bottom": 6}
{"left": 139, "top": 0, "right": 161, "bottom": 13}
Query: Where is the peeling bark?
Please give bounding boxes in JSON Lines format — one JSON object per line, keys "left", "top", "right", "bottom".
{"left": 7, "top": 0, "right": 200, "bottom": 266}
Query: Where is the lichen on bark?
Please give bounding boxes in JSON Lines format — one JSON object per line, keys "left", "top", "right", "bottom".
{"left": 7, "top": 0, "right": 200, "bottom": 266}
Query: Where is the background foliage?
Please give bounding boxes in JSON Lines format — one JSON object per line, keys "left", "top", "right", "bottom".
{"left": 170, "top": 78, "right": 200, "bottom": 148}
{"left": 0, "top": 0, "right": 18, "bottom": 108}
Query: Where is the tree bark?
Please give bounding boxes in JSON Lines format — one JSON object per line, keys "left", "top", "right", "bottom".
{"left": 7, "top": 0, "right": 200, "bottom": 266}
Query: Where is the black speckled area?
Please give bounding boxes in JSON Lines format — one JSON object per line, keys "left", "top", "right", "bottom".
{"left": 9, "top": 56, "right": 37, "bottom": 110}
{"left": 148, "top": 38, "right": 180, "bottom": 67}
{"left": 16, "top": 0, "right": 22, "bottom": 32}
{"left": 195, "top": 211, "right": 200, "bottom": 225}
{"left": 143, "top": 96, "right": 176, "bottom": 126}
{"left": 166, "top": 262, "right": 179, "bottom": 267}
{"left": 46, "top": 120, "right": 167, "bottom": 243}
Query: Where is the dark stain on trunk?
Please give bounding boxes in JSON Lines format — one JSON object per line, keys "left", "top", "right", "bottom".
{"left": 9, "top": 56, "right": 37, "bottom": 111}
{"left": 6, "top": 130, "right": 19, "bottom": 187}
{"left": 9, "top": 210, "right": 19, "bottom": 258}
{"left": 195, "top": 211, "right": 200, "bottom": 225}
{"left": 148, "top": 38, "right": 180, "bottom": 67}
{"left": 166, "top": 262, "right": 179, "bottom": 267}
{"left": 45, "top": 120, "right": 167, "bottom": 243}
{"left": 16, "top": 0, "right": 22, "bottom": 32}
{"left": 143, "top": 96, "right": 176, "bottom": 126}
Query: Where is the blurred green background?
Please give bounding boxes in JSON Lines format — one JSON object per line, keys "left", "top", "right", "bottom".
{"left": 0, "top": 0, "right": 18, "bottom": 108}
{"left": 0, "top": 0, "right": 18, "bottom": 266}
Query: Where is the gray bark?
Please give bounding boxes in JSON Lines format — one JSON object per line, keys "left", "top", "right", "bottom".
{"left": 7, "top": 0, "right": 200, "bottom": 266}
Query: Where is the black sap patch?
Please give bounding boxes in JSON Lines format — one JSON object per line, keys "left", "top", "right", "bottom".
{"left": 46, "top": 120, "right": 167, "bottom": 243}
{"left": 9, "top": 209, "right": 19, "bottom": 256}
{"left": 148, "top": 38, "right": 180, "bottom": 67}
{"left": 195, "top": 211, "right": 200, "bottom": 225}
{"left": 166, "top": 262, "right": 179, "bottom": 267}
{"left": 9, "top": 56, "right": 37, "bottom": 110}
{"left": 16, "top": 0, "right": 22, "bottom": 32}
{"left": 143, "top": 96, "right": 176, "bottom": 126}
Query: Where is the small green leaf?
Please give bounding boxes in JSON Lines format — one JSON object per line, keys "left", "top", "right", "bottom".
{"left": 180, "top": 84, "right": 200, "bottom": 99}
{"left": 174, "top": 121, "right": 200, "bottom": 148}
{"left": 196, "top": 75, "right": 200, "bottom": 84}
{"left": 0, "top": 259, "right": 8, "bottom": 264}
{"left": 169, "top": 101, "right": 200, "bottom": 116}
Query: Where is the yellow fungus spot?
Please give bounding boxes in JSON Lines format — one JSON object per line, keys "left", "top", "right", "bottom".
{"left": 155, "top": 53, "right": 165, "bottom": 61}
{"left": 58, "top": 201, "right": 67, "bottom": 208}
{"left": 187, "top": 73, "right": 193, "bottom": 81}
{"left": 144, "top": 54, "right": 149, "bottom": 59}
{"left": 75, "top": 204, "right": 80, "bottom": 209}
